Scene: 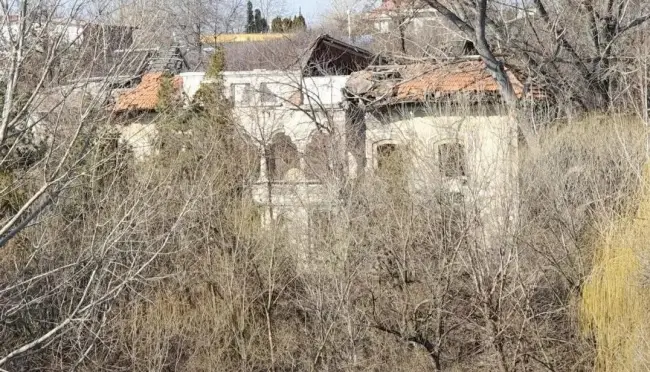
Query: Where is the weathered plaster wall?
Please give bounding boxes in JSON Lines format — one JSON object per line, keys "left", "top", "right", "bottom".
{"left": 365, "top": 107, "right": 519, "bottom": 244}
{"left": 116, "top": 122, "right": 158, "bottom": 160}
{"left": 180, "top": 71, "right": 352, "bottom": 251}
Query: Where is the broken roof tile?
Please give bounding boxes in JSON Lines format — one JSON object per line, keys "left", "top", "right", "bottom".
{"left": 113, "top": 72, "right": 183, "bottom": 112}
{"left": 346, "top": 59, "right": 544, "bottom": 105}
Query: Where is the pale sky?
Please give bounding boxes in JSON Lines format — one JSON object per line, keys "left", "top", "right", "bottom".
{"left": 286, "top": 0, "right": 326, "bottom": 25}
{"left": 258, "top": 0, "right": 379, "bottom": 27}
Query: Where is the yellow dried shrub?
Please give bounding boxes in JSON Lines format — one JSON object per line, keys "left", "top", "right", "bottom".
{"left": 581, "top": 165, "right": 650, "bottom": 371}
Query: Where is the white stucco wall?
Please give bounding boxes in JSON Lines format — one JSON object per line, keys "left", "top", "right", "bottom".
{"left": 180, "top": 69, "right": 349, "bottom": 179}
{"left": 180, "top": 71, "right": 519, "bottom": 252}
{"left": 181, "top": 71, "right": 348, "bottom": 107}
{"left": 117, "top": 122, "right": 158, "bottom": 160}
{"left": 367, "top": 113, "right": 513, "bottom": 183}
{"left": 179, "top": 72, "right": 205, "bottom": 100}
{"left": 365, "top": 108, "right": 519, "bottom": 244}
{"left": 179, "top": 71, "right": 351, "bottom": 231}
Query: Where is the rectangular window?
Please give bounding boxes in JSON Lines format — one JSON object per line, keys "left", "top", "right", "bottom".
{"left": 260, "top": 83, "right": 277, "bottom": 105}
{"left": 376, "top": 143, "right": 406, "bottom": 178}
{"left": 377, "top": 143, "right": 399, "bottom": 172}
{"left": 376, "top": 143, "right": 408, "bottom": 191}
{"left": 230, "top": 83, "right": 251, "bottom": 105}
{"left": 438, "top": 143, "right": 466, "bottom": 178}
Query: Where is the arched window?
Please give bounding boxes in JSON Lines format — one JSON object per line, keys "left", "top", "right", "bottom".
{"left": 304, "top": 131, "right": 333, "bottom": 181}
{"left": 267, "top": 133, "right": 299, "bottom": 181}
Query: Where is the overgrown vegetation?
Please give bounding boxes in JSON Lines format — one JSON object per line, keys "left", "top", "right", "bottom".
{"left": 3, "top": 0, "right": 650, "bottom": 370}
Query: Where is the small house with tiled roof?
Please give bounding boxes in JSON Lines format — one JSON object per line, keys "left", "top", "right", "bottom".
{"left": 107, "top": 46, "right": 189, "bottom": 158}
{"left": 113, "top": 72, "right": 184, "bottom": 112}
{"left": 111, "top": 46, "right": 189, "bottom": 112}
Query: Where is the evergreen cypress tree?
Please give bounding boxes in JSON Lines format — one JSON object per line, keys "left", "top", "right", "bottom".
{"left": 245, "top": 1, "right": 254, "bottom": 33}
{"left": 156, "top": 73, "right": 175, "bottom": 113}
{"left": 205, "top": 45, "right": 225, "bottom": 80}
{"left": 271, "top": 16, "right": 282, "bottom": 33}
{"left": 254, "top": 9, "right": 262, "bottom": 33}
{"left": 260, "top": 17, "right": 269, "bottom": 33}
{"left": 294, "top": 13, "right": 306, "bottom": 30}
{"left": 281, "top": 17, "right": 292, "bottom": 33}
{"left": 194, "top": 46, "right": 227, "bottom": 111}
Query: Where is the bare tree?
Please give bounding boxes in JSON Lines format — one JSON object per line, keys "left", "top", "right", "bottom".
{"left": 0, "top": 0, "right": 198, "bottom": 367}
{"left": 420, "top": 0, "right": 650, "bottom": 112}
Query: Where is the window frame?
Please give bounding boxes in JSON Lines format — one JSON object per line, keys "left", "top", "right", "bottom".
{"left": 373, "top": 140, "right": 409, "bottom": 187}
{"left": 437, "top": 141, "right": 467, "bottom": 178}
{"left": 266, "top": 132, "right": 300, "bottom": 182}
{"left": 230, "top": 83, "right": 252, "bottom": 106}
{"left": 259, "top": 82, "right": 278, "bottom": 106}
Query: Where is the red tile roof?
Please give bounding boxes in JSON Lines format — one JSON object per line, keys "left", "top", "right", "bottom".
{"left": 394, "top": 61, "right": 529, "bottom": 100}
{"left": 345, "top": 59, "right": 544, "bottom": 105}
{"left": 114, "top": 72, "right": 183, "bottom": 112}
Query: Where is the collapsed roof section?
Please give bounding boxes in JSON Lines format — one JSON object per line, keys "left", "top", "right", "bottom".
{"left": 344, "top": 58, "right": 543, "bottom": 107}
{"left": 301, "top": 34, "right": 390, "bottom": 77}
{"left": 108, "top": 48, "right": 189, "bottom": 113}
{"left": 81, "top": 46, "right": 189, "bottom": 85}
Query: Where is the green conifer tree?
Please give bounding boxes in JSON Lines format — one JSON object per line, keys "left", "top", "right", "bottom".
{"left": 294, "top": 13, "right": 306, "bottom": 30}
{"left": 245, "top": 1, "right": 254, "bottom": 33}
{"left": 193, "top": 46, "right": 227, "bottom": 113}
{"left": 260, "top": 17, "right": 269, "bottom": 33}
{"left": 156, "top": 73, "right": 175, "bottom": 113}
{"left": 281, "top": 17, "right": 292, "bottom": 33}
{"left": 253, "top": 9, "right": 263, "bottom": 33}
{"left": 271, "top": 16, "right": 282, "bottom": 32}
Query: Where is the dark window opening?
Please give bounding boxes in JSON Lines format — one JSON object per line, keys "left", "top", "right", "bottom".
{"left": 260, "top": 83, "right": 276, "bottom": 104}
{"left": 377, "top": 143, "right": 404, "bottom": 175}
{"left": 376, "top": 143, "right": 408, "bottom": 191}
{"left": 439, "top": 142, "right": 466, "bottom": 178}
{"left": 267, "top": 133, "right": 299, "bottom": 181}
{"left": 230, "top": 83, "right": 251, "bottom": 105}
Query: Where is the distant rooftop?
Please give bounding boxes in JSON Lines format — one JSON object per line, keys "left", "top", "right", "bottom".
{"left": 201, "top": 33, "right": 294, "bottom": 44}
{"left": 203, "top": 32, "right": 386, "bottom": 74}
{"left": 368, "top": 0, "right": 431, "bottom": 15}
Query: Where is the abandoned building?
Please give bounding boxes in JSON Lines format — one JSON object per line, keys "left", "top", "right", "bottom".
{"left": 177, "top": 35, "right": 540, "bottom": 254}
{"left": 344, "top": 59, "right": 542, "bottom": 246}
{"left": 30, "top": 45, "right": 190, "bottom": 159}
{"left": 31, "top": 30, "right": 539, "bottom": 258}
{"left": 181, "top": 35, "right": 388, "bottom": 236}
